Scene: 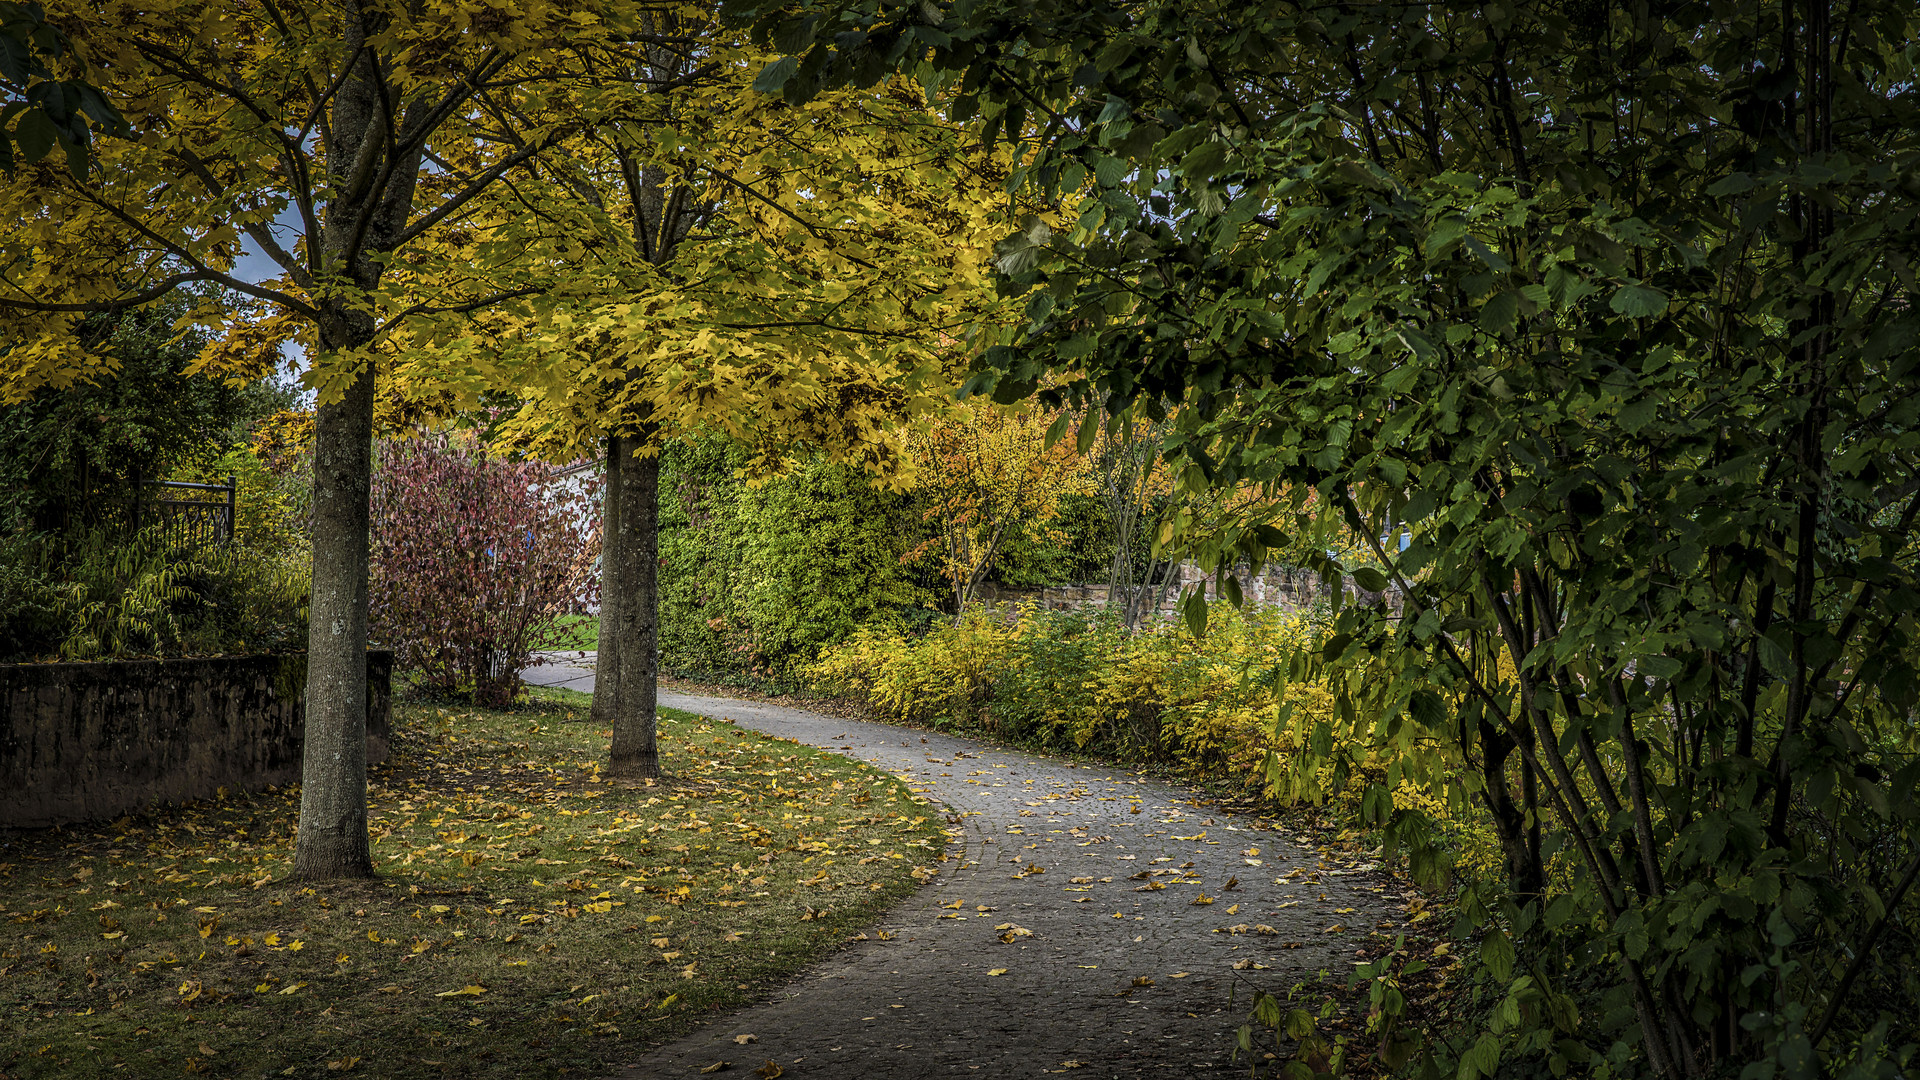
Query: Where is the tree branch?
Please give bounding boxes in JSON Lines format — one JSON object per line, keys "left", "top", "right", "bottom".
{"left": 0, "top": 272, "right": 219, "bottom": 312}
{"left": 701, "top": 164, "right": 883, "bottom": 273}
{"left": 1807, "top": 850, "right": 1920, "bottom": 1049}
{"left": 389, "top": 136, "right": 564, "bottom": 252}
{"left": 374, "top": 286, "right": 545, "bottom": 335}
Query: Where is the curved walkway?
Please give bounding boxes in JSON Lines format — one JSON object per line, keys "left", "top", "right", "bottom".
{"left": 523, "top": 659, "right": 1404, "bottom": 1078}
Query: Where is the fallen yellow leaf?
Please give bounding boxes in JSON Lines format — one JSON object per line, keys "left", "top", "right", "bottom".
{"left": 986, "top": 968, "right": 1008, "bottom": 976}
{"left": 434, "top": 985, "right": 486, "bottom": 997}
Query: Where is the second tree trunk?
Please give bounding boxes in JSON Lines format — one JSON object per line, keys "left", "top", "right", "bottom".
{"left": 604, "top": 433, "right": 661, "bottom": 779}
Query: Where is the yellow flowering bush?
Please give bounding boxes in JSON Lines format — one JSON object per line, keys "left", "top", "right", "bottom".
{"left": 806, "top": 603, "right": 1336, "bottom": 799}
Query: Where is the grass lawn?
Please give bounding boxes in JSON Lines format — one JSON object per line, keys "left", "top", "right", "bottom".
{"left": 548, "top": 615, "right": 598, "bottom": 652}
{"left": 0, "top": 688, "right": 947, "bottom": 1079}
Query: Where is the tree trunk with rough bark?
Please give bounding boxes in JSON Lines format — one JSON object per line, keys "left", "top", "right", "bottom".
{"left": 595, "top": 86, "right": 707, "bottom": 777}
{"left": 607, "top": 436, "right": 660, "bottom": 778}
{"left": 591, "top": 434, "right": 623, "bottom": 729}
{"left": 293, "top": 360, "right": 377, "bottom": 880}
{"left": 293, "top": 8, "right": 428, "bottom": 879}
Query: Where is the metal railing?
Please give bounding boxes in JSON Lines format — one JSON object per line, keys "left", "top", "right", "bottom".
{"left": 98, "top": 475, "right": 237, "bottom": 548}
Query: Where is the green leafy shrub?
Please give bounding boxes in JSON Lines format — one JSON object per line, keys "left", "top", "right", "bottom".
{"left": 0, "top": 534, "right": 71, "bottom": 662}
{"left": 991, "top": 491, "right": 1117, "bottom": 587}
{"left": 51, "top": 527, "right": 308, "bottom": 660}
{"left": 57, "top": 529, "right": 202, "bottom": 660}
{"left": 184, "top": 540, "right": 311, "bottom": 654}
{"left": 659, "top": 438, "right": 938, "bottom": 680}
{"left": 0, "top": 434, "right": 311, "bottom": 662}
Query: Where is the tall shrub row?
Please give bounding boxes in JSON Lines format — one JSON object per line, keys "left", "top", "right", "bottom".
{"left": 656, "top": 438, "right": 939, "bottom": 681}
{"left": 657, "top": 436, "right": 1130, "bottom": 682}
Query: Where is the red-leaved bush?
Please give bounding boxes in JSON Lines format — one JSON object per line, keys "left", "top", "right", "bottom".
{"left": 370, "top": 432, "right": 599, "bottom": 707}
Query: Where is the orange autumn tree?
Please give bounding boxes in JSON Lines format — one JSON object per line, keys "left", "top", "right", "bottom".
{"left": 906, "top": 399, "right": 1092, "bottom": 617}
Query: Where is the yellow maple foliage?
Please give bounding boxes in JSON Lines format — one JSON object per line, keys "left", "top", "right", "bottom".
{"left": 905, "top": 398, "right": 1094, "bottom": 615}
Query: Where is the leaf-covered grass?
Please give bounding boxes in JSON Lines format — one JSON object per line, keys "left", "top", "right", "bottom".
{"left": 0, "top": 688, "right": 947, "bottom": 1079}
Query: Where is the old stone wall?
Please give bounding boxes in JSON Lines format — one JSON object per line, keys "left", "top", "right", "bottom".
{"left": 976, "top": 564, "right": 1397, "bottom": 616}
{"left": 0, "top": 652, "right": 391, "bottom": 829}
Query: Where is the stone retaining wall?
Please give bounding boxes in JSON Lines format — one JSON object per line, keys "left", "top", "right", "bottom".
{"left": 976, "top": 563, "right": 1397, "bottom": 616}
{"left": 0, "top": 652, "right": 391, "bottom": 829}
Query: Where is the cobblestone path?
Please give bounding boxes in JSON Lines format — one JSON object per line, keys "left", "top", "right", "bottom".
{"left": 520, "top": 662, "right": 1402, "bottom": 1079}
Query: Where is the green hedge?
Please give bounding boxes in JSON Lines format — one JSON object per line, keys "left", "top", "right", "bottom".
{"left": 658, "top": 438, "right": 939, "bottom": 680}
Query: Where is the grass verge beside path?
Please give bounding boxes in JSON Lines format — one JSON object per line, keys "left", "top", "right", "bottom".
{"left": 0, "top": 688, "right": 947, "bottom": 1079}
{"left": 550, "top": 614, "right": 598, "bottom": 652}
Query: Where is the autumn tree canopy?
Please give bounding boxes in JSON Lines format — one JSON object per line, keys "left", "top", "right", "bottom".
{"left": 907, "top": 398, "right": 1091, "bottom": 616}
{"left": 0, "top": 0, "right": 1017, "bottom": 858}
{"left": 0, "top": 0, "right": 832, "bottom": 878}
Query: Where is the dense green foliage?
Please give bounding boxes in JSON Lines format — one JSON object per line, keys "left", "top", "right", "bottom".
{"left": 993, "top": 490, "right": 1119, "bottom": 588}
{"left": 0, "top": 297, "right": 307, "bottom": 662}
{"left": 0, "top": 295, "right": 294, "bottom": 534}
{"left": 49, "top": 525, "right": 307, "bottom": 660}
{"left": 0, "top": 447, "right": 310, "bottom": 662}
{"left": 658, "top": 437, "right": 940, "bottom": 679}
{"left": 739, "top": 0, "right": 1920, "bottom": 1075}
{"left": 656, "top": 438, "right": 1143, "bottom": 681}
{"left": 0, "top": 529, "right": 69, "bottom": 660}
